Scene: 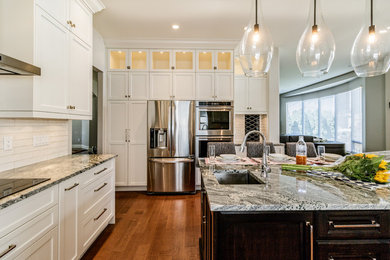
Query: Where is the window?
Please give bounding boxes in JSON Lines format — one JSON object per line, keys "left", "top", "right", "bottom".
{"left": 285, "top": 87, "right": 363, "bottom": 153}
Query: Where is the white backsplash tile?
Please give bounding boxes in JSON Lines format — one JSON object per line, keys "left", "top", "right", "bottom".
{"left": 0, "top": 119, "right": 70, "bottom": 172}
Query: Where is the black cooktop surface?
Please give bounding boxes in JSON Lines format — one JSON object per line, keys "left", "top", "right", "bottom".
{"left": 0, "top": 178, "right": 50, "bottom": 200}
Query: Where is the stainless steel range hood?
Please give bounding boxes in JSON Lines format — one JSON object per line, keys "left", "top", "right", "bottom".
{"left": 0, "top": 53, "right": 41, "bottom": 76}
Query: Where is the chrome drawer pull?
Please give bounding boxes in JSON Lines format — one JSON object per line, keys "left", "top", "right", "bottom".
{"left": 306, "top": 222, "right": 313, "bottom": 260}
{"left": 94, "top": 208, "right": 107, "bottom": 221}
{"left": 0, "top": 244, "right": 16, "bottom": 258}
{"left": 94, "top": 168, "right": 107, "bottom": 176}
{"left": 328, "top": 220, "right": 380, "bottom": 229}
{"left": 94, "top": 183, "right": 107, "bottom": 192}
{"left": 64, "top": 183, "right": 79, "bottom": 191}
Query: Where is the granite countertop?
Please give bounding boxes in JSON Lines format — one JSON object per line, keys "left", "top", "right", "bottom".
{"left": 200, "top": 153, "right": 390, "bottom": 212}
{"left": 0, "top": 154, "right": 117, "bottom": 210}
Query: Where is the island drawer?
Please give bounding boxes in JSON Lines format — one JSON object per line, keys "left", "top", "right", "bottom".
{"left": 316, "top": 211, "right": 390, "bottom": 239}
{"left": 316, "top": 239, "right": 390, "bottom": 260}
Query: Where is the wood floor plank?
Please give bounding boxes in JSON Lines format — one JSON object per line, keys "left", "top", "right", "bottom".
{"left": 81, "top": 191, "right": 201, "bottom": 260}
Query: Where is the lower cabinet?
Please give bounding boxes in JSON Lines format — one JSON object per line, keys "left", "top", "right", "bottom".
{"left": 200, "top": 181, "right": 390, "bottom": 260}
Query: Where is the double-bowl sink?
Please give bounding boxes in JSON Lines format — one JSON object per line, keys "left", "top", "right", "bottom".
{"left": 213, "top": 170, "right": 264, "bottom": 185}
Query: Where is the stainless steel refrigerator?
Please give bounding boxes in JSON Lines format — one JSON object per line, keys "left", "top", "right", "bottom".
{"left": 147, "top": 100, "right": 195, "bottom": 194}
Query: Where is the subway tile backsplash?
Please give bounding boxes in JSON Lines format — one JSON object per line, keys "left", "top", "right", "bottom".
{"left": 0, "top": 119, "right": 70, "bottom": 172}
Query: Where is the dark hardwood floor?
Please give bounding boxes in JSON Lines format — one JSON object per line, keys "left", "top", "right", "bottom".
{"left": 82, "top": 191, "right": 201, "bottom": 260}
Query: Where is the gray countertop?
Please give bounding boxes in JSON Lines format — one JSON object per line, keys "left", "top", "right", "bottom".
{"left": 0, "top": 154, "right": 117, "bottom": 210}
{"left": 200, "top": 152, "right": 390, "bottom": 212}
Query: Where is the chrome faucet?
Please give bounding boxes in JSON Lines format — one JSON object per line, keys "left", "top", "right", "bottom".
{"left": 240, "top": 130, "right": 271, "bottom": 173}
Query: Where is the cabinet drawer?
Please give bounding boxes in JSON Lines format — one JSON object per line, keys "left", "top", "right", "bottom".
{"left": 316, "top": 211, "right": 390, "bottom": 239}
{"left": 80, "top": 170, "right": 114, "bottom": 219}
{"left": 316, "top": 239, "right": 390, "bottom": 260}
{"left": 79, "top": 160, "right": 114, "bottom": 187}
{"left": 0, "top": 186, "right": 58, "bottom": 238}
{"left": 0, "top": 205, "right": 58, "bottom": 259}
{"left": 79, "top": 195, "right": 113, "bottom": 253}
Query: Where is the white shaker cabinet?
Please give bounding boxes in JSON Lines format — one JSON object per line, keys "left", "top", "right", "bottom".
{"left": 196, "top": 73, "right": 233, "bottom": 101}
{"left": 149, "top": 73, "right": 172, "bottom": 100}
{"left": 69, "top": 0, "right": 93, "bottom": 46}
{"left": 107, "top": 101, "right": 147, "bottom": 187}
{"left": 214, "top": 73, "right": 233, "bottom": 100}
{"left": 234, "top": 77, "right": 268, "bottom": 114}
{"left": 108, "top": 72, "right": 149, "bottom": 101}
{"left": 172, "top": 73, "right": 196, "bottom": 100}
{"left": 59, "top": 177, "right": 80, "bottom": 260}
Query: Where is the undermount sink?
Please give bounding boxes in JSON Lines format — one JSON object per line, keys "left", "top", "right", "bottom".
{"left": 214, "top": 170, "right": 264, "bottom": 185}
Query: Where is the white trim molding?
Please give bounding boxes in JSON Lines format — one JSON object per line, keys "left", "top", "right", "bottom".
{"left": 83, "top": 0, "right": 105, "bottom": 13}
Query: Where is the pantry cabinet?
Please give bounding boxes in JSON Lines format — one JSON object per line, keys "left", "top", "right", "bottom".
{"left": 107, "top": 101, "right": 147, "bottom": 186}
{"left": 234, "top": 76, "right": 268, "bottom": 114}
{"left": 108, "top": 72, "right": 149, "bottom": 100}
{"left": 0, "top": 0, "right": 96, "bottom": 119}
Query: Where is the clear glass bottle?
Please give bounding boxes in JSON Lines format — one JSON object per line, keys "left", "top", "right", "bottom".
{"left": 296, "top": 136, "right": 307, "bottom": 165}
{"left": 351, "top": 0, "right": 390, "bottom": 77}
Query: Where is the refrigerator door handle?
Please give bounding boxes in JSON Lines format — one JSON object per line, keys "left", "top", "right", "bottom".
{"left": 149, "top": 158, "right": 194, "bottom": 164}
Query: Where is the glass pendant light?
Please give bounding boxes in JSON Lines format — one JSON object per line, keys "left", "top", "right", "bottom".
{"left": 238, "top": 0, "right": 273, "bottom": 78}
{"left": 296, "top": 0, "right": 335, "bottom": 77}
{"left": 351, "top": 0, "right": 390, "bottom": 77}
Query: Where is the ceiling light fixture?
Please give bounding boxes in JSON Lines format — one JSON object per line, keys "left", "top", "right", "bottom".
{"left": 351, "top": 0, "right": 390, "bottom": 77}
{"left": 296, "top": 0, "right": 335, "bottom": 77}
{"left": 172, "top": 24, "right": 180, "bottom": 30}
{"left": 238, "top": 0, "right": 273, "bottom": 78}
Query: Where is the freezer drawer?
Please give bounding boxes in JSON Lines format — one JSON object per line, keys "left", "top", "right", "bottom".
{"left": 147, "top": 158, "right": 195, "bottom": 193}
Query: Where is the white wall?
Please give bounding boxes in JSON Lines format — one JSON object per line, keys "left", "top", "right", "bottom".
{"left": 0, "top": 119, "right": 70, "bottom": 172}
{"left": 385, "top": 72, "right": 390, "bottom": 150}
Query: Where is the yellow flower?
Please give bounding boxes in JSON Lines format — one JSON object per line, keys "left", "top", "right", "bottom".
{"left": 379, "top": 160, "right": 388, "bottom": 170}
{"left": 374, "top": 171, "right": 390, "bottom": 183}
{"left": 354, "top": 153, "right": 364, "bottom": 158}
{"left": 366, "top": 154, "right": 379, "bottom": 159}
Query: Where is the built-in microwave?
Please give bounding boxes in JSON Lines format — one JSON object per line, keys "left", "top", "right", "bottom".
{"left": 195, "top": 101, "right": 234, "bottom": 136}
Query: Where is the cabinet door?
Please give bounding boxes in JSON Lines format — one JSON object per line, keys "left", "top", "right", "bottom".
{"left": 129, "top": 101, "right": 147, "bottom": 144}
{"left": 234, "top": 57, "right": 245, "bottom": 76}
{"left": 69, "top": 0, "right": 92, "bottom": 46}
{"left": 215, "top": 73, "right": 233, "bottom": 101}
{"left": 234, "top": 77, "right": 248, "bottom": 113}
{"left": 34, "top": 7, "right": 69, "bottom": 114}
{"left": 69, "top": 35, "right": 92, "bottom": 117}
{"left": 129, "top": 144, "right": 147, "bottom": 186}
{"left": 15, "top": 227, "right": 58, "bottom": 260}
{"left": 173, "top": 50, "right": 195, "bottom": 72}
{"left": 215, "top": 50, "right": 233, "bottom": 72}
{"left": 196, "top": 50, "right": 214, "bottom": 72}
{"left": 59, "top": 177, "right": 79, "bottom": 260}
{"left": 130, "top": 50, "right": 148, "bottom": 71}
{"left": 149, "top": 73, "right": 172, "bottom": 100}
{"left": 196, "top": 73, "right": 215, "bottom": 100}
{"left": 130, "top": 72, "right": 149, "bottom": 100}
{"left": 108, "top": 49, "right": 129, "bottom": 71}
{"left": 108, "top": 72, "right": 129, "bottom": 100}
{"left": 107, "top": 102, "right": 128, "bottom": 186}
{"left": 150, "top": 50, "right": 172, "bottom": 72}
{"left": 172, "top": 73, "right": 195, "bottom": 100}
{"left": 248, "top": 78, "right": 268, "bottom": 113}
{"left": 35, "top": 0, "right": 68, "bottom": 27}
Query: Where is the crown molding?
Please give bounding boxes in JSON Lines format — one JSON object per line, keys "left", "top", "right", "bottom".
{"left": 104, "top": 38, "right": 240, "bottom": 49}
{"left": 83, "top": 0, "right": 105, "bottom": 13}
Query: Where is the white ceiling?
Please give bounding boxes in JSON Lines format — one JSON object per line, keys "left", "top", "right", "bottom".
{"left": 94, "top": 0, "right": 373, "bottom": 93}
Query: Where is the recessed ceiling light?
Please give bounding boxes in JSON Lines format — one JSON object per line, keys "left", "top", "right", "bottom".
{"left": 172, "top": 24, "right": 180, "bottom": 30}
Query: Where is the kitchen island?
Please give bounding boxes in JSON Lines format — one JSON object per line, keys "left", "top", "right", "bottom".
{"left": 199, "top": 157, "right": 390, "bottom": 260}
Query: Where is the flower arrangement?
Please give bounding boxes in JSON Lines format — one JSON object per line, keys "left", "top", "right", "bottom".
{"left": 282, "top": 153, "right": 390, "bottom": 184}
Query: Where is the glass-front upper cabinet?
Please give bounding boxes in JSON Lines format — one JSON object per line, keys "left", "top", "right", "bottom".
{"left": 109, "top": 49, "right": 128, "bottom": 71}
{"left": 216, "top": 50, "right": 233, "bottom": 72}
{"left": 173, "top": 50, "right": 195, "bottom": 72}
{"left": 130, "top": 50, "right": 149, "bottom": 71}
{"left": 196, "top": 50, "right": 214, "bottom": 72}
{"left": 150, "top": 50, "right": 172, "bottom": 71}
{"left": 109, "top": 49, "right": 149, "bottom": 71}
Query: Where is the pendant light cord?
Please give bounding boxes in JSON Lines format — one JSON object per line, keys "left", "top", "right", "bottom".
{"left": 370, "top": 0, "right": 373, "bottom": 26}
{"left": 313, "top": 0, "right": 317, "bottom": 26}
{"left": 255, "top": 0, "right": 258, "bottom": 25}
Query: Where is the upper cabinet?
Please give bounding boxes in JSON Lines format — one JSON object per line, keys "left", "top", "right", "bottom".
{"left": 150, "top": 50, "right": 172, "bottom": 72}
{"left": 108, "top": 49, "right": 149, "bottom": 71}
{"left": 196, "top": 50, "right": 233, "bottom": 72}
{"left": 0, "top": 0, "right": 96, "bottom": 120}
{"left": 234, "top": 77, "right": 268, "bottom": 114}
{"left": 173, "top": 50, "right": 195, "bottom": 72}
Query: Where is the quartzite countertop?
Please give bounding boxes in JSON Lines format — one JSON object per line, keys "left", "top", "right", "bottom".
{"left": 200, "top": 156, "right": 390, "bottom": 212}
{"left": 0, "top": 154, "right": 117, "bottom": 210}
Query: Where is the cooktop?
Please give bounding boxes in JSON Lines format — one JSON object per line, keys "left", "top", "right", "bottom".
{"left": 0, "top": 178, "right": 50, "bottom": 200}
